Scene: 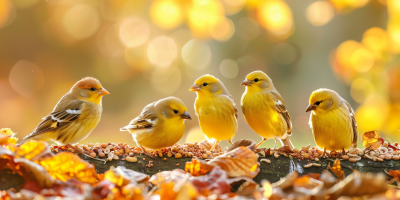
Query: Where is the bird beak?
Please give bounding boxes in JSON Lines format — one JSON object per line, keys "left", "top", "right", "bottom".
{"left": 189, "top": 84, "right": 201, "bottom": 92}
{"left": 306, "top": 104, "right": 315, "bottom": 112}
{"left": 241, "top": 79, "right": 252, "bottom": 86}
{"left": 98, "top": 88, "right": 110, "bottom": 96}
{"left": 181, "top": 111, "right": 191, "bottom": 120}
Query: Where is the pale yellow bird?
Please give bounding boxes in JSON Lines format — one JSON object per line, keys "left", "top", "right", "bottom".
{"left": 120, "top": 97, "right": 191, "bottom": 154}
{"left": 190, "top": 74, "right": 237, "bottom": 151}
{"left": 21, "top": 77, "right": 110, "bottom": 145}
{"left": 306, "top": 88, "right": 358, "bottom": 150}
{"left": 241, "top": 71, "right": 294, "bottom": 150}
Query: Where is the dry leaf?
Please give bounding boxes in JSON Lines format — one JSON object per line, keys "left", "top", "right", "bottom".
{"left": 14, "top": 158, "right": 55, "bottom": 188}
{"left": 199, "top": 140, "right": 222, "bottom": 153}
{"left": 327, "top": 171, "right": 388, "bottom": 198}
{"left": 16, "top": 140, "right": 53, "bottom": 161}
{"left": 329, "top": 160, "right": 345, "bottom": 180}
{"left": 191, "top": 167, "right": 231, "bottom": 196}
{"left": 271, "top": 171, "right": 298, "bottom": 190}
{"left": 209, "top": 146, "right": 259, "bottom": 178}
{"left": 387, "top": 170, "right": 400, "bottom": 180}
{"left": 105, "top": 166, "right": 149, "bottom": 187}
{"left": 362, "top": 130, "right": 382, "bottom": 149}
{"left": 150, "top": 169, "right": 188, "bottom": 186}
{"left": 0, "top": 128, "right": 18, "bottom": 145}
{"left": 320, "top": 170, "right": 336, "bottom": 189}
{"left": 227, "top": 139, "right": 256, "bottom": 152}
{"left": 302, "top": 173, "right": 320, "bottom": 180}
{"left": 39, "top": 152, "right": 98, "bottom": 184}
{"left": 185, "top": 158, "right": 214, "bottom": 177}
{"left": 92, "top": 180, "right": 115, "bottom": 199}
{"left": 293, "top": 176, "right": 323, "bottom": 195}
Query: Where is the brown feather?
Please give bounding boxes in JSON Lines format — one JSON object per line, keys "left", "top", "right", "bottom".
{"left": 270, "top": 90, "right": 292, "bottom": 135}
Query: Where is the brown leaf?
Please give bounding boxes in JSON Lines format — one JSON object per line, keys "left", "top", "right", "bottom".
{"left": 15, "top": 140, "right": 53, "bottom": 161}
{"left": 227, "top": 139, "right": 256, "bottom": 152}
{"left": 199, "top": 140, "right": 222, "bottom": 153}
{"left": 150, "top": 169, "right": 188, "bottom": 186}
{"left": 320, "top": 170, "right": 337, "bottom": 189}
{"left": 208, "top": 146, "right": 259, "bottom": 178}
{"left": 329, "top": 160, "right": 345, "bottom": 180}
{"left": 15, "top": 158, "right": 56, "bottom": 188}
{"left": 191, "top": 167, "right": 231, "bottom": 196}
{"left": 327, "top": 171, "right": 388, "bottom": 198}
{"left": 362, "top": 130, "right": 382, "bottom": 150}
{"left": 271, "top": 171, "right": 298, "bottom": 190}
{"left": 293, "top": 176, "right": 323, "bottom": 195}
{"left": 302, "top": 173, "right": 320, "bottom": 180}
{"left": 387, "top": 170, "right": 400, "bottom": 179}
{"left": 39, "top": 152, "right": 98, "bottom": 184}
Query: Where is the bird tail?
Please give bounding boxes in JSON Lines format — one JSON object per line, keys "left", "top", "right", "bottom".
{"left": 280, "top": 134, "right": 294, "bottom": 150}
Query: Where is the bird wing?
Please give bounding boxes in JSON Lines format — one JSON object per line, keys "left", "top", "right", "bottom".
{"left": 120, "top": 103, "right": 157, "bottom": 131}
{"left": 22, "top": 100, "right": 84, "bottom": 142}
{"left": 269, "top": 90, "right": 292, "bottom": 135}
{"left": 227, "top": 94, "right": 238, "bottom": 119}
{"left": 344, "top": 101, "right": 358, "bottom": 148}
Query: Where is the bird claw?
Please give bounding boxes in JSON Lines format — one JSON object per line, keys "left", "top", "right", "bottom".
{"left": 67, "top": 144, "right": 106, "bottom": 164}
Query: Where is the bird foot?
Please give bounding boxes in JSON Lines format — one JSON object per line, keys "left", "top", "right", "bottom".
{"left": 141, "top": 151, "right": 155, "bottom": 158}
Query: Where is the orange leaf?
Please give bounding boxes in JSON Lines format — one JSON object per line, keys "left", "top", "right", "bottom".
{"left": 293, "top": 176, "right": 321, "bottom": 189}
{"left": 302, "top": 173, "right": 320, "bottom": 180}
{"left": 39, "top": 152, "right": 98, "bottom": 184}
{"left": 388, "top": 170, "right": 400, "bottom": 179}
{"left": 362, "top": 130, "right": 382, "bottom": 149}
{"left": 0, "top": 128, "right": 18, "bottom": 145}
{"left": 185, "top": 159, "right": 214, "bottom": 177}
{"left": 208, "top": 146, "right": 260, "bottom": 178}
{"left": 105, "top": 166, "right": 149, "bottom": 187}
{"left": 330, "top": 160, "right": 345, "bottom": 180}
{"left": 16, "top": 140, "right": 52, "bottom": 161}
{"left": 191, "top": 167, "right": 231, "bottom": 196}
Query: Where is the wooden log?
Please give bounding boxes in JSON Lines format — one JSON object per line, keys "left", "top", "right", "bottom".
{"left": 1, "top": 154, "right": 399, "bottom": 190}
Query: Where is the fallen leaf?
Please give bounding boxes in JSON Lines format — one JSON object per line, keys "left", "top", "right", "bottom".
{"left": 185, "top": 158, "right": 214, "bottom": 177}
{"left": 105, "top": 166, "right": 149, "bottom": 187}
{"left": 320, "top": 170, "right": 336, "bottom": 189}
{"left": 14, "top": 158, "right": 55, "bottom": 188}
{"left": 329, "top": 160, "right": 345, "bottom": 180}
{"left": 227, "top": 139, "right": 256, "bottom": 152}
{"left": 327, "top": 171, "right": 388, "bottom": 198}
{"left": 0, "top": 128, "right": 18, "bottom": 145}
{"left": 271, "top": 171, "right": 298, "bottom": 190}
{"left": 39, "top": 152, "right": 98, "bottom": 184}
{"left": 150, "top": 170, "right": 197, "bottom": 200}
{"left": 92, "top": 180, "right": 115, "bottom": 200}
{"left": 208, "top": 146, "right": 260, "bottom": 178}
{"left": 191, "top": 167, "right": 231, "bottom": 196}
{"left": 362, "top": 130, "right": 382, "bottom": 150}
{"left": 150, "top": 169, "right": 188, "bottom": 186}
{"left": 302, "top": 173, "right": 320, "bottom": 180}
{"left": 16, "top": 140, "right": 53, "bottom": 161}
{"left": 199, "top": 140, "right": 222, "bottom": 153}
{"left": 293, "top": 176, "right": 323, "bottom": 195}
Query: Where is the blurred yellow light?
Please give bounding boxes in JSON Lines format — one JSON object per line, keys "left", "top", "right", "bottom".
{"left": 263, "top": 181, "right": 273, "bottom": 198}
{"left": 236, "top": 17, "right": 260, "bottom": 41}
{"left": 350, "top": 78, "right": 375, "bottom": 103}
{"left": 361, "top": 27, "right": 388, "bottom": 59}
{"left": 147, "top": 36, "right": 178, "bottom": 67}
{"left": 119, "top": 16, "right": 150, "bottom": 48}
{"left": 257, "top": 0, "right": 294, "bottom": 37}
{"left": 329, "top": 0, "right": 369, "bottom": 12}
{"left": 185, "top": 127, "right": 205, "bottom": 143}
{"left": 219, "top": 59, "right": 239, "bottom": 78}
{"left": 150, "top": 0, "right": 183, "bottom": 29}
{"left": 387, "top": 21, "right": 400, "bottom": 54}
{"left": 336, "top": 40, "right": 374, "bottom": 73}
{"left": 181, "top": 39, "right": 211, "bottom": 70}
{"left": 221, "top": 0, "right": 246, "bottom": 15}
{"left": 0, "top": 0, "right": 16, "bottom": 29}
{"left": 188, "top": 0, "right": 225, "bottom": 38}
{"left": 9, "top": 60, "right": 45, "bottom": 97}
{"left": 12, "top": 0, "right": 39, "bottom": 9}
{"left": 63, "top": 5, "right": 100, "bottom": 40}
{"left": 355, "top": 94, "right": 389, "bottom": 133}
{"left": 151, "top": 67, "right": 181, "bottom": 95}
{"left": 209, "top": 18, "right": 235, "bottom": 42}
{"left": 306, "top": 1, "right": 334, "bottom": 26}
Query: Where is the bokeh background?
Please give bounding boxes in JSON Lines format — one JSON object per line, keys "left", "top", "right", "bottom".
{"left": 0, "top": 0, "right": 399, "bottom": 148}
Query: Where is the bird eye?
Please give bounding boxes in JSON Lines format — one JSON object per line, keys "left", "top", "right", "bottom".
{"left": 254, "top": 78, "right": 259, "bottom": 82}
{"left": 314, "top": 101, "right": 322, "bottom": 106}
{"left": 203, "top": 82, "right": 208, "bottom": 86}
{"left": 174, "top": 110, "right": 178, "bottom": 114}
{"left": 89, "top": 87, "right": 96, "bottom": 91}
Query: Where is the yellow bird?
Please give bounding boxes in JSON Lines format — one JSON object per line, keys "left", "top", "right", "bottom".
{"left": 306, "top": 88, "right": 358, "bottom": 150}
{"left": 241, "top": 71, "right": 294, "bottom": 149}
{"left": 120, "top": 97, "right": 191, "bottom": 154}
{"left": 21, "top": 77, "right": 110, "bottom": 145}
{"left": 190, "top": 74, "right": 237, "bottom": 151}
